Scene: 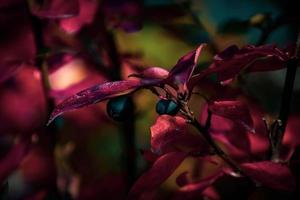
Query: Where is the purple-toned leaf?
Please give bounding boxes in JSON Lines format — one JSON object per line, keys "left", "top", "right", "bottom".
{"left": 29, "top": 0, "right": 79, "bottom": 19}
{"left": 49, "top": 80, "right": 135, "bottom": 124}
{"left": 190, "top": 44, "right": 289, "bottom": 87}
{"left": 129, "top": 67, "right": 169, "bottom": 80}
{"left": 209, "top": 100, "right": 255, "bottom": 133}
{"left": 128, "top": 152, "right": 187, "bottom": 200}
{"left": 167, "top": 44, "right": 205, "bottom": 95}
{"left": 0, "top": 139, "right": 30, "bottom": 183}
{"left": 173, "top": 171, "right": 224, "bottom": 200}
{"left": 48, "top": 78, "right": 162, "bottom": 124}
{"left": 0, "top": 5, "right": 36, "bottom": 83}
{"left": 210, "top": 44, "right": 289, "bottom": 83}
{"left": 150, "top": 115, "right": 207, "bottom": 154}
{"left": 239, "top": 161, "right": 296, "bottom": 191}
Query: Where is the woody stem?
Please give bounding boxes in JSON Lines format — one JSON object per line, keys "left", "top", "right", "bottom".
{"left": 189, "top": 117, "right": 248, "bottom": 177}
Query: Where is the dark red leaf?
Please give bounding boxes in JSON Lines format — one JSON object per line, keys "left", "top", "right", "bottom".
{"left": 209, "top": 44, "right": 289, "bottom": 83}
{"left": 240, "top": 161, "right": 296, "bottom": 191}
{"left": 150, "top": 115, "right": 207, "bottom": 154}
{"left": 29, "top": 0, "right": 79, "bottom": 19}
{"left": 209, "top": 100, "right": 255, "bottom": 133}
{"left": 167, "top": 44, "right": 205, "bottom": 96}
{"left": 129, "top": 67, "right": 169, "bottom": 80}
{"left": 173, "top": 171, "right": 224, "bottom": 200}
{"left": 190, "top": 44, "right": 289, "bottom": 87}
{"left": 128, "top": 152, "right": 187, "bottom": 200}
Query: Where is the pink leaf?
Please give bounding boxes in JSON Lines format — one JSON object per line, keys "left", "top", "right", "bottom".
{"left": 128, "top": 152, "right": 187, "bottom": 200}
{"left": 240, "top": 161, "right": 296, "bottom": 191}
{"left": 29, "top": 0, "right": 79, "bottom": 19}
{"left": 150, "top": 115, "right": 207, "bottom": 154}
{"left": 209, "top": 100, "right": 255, "bottom": 133}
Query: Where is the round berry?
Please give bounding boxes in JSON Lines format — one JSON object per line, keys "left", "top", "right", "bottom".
{"left": 156, "top": 99, "right": 180, "bottom": 116}
{"left": 106, "top": 96, "right": 133, "bottom": 121}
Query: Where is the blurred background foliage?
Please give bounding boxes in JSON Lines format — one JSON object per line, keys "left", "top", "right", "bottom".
{"left": 0, "top": 0, "right": 299, "bottom": 199}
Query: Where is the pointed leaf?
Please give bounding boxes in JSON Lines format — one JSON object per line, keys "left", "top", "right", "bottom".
{"left": 150, "top": 115, "right": 207, "bottom": 154}
{"left": 128, "top": 152, "right": 187, "bottom": 200}
{"left": 48, "top": 79, "right": 158, "bottom": 124}
{"left": 190, "top": 44, "right": 289, "bottom": 87}
{"left": 167, "top": 44, "right": 205, "bottom": 96}
{"left": 210, "top": 44, "right": 289, "bottom": 83}
{"left": 129, "top": 67, "right": 169, "bottom": 80}
{"left": 209, "top": 100, "right": 255, "bottom": 133}
{"left": 240, "top": 161, "right": 296, "bottom": 191}
{"left": 173, "top": 171, "right": 224, "bottom": 200}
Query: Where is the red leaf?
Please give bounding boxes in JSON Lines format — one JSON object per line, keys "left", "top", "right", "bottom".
{"left": 209, "top": 100, "right": 255, "bottom": 133}
{"left": 240, "top": 161, "right": 296, "bottom": 191}
{"left": 29, "top": 0, "right": 79, "bottom": 19}
{"left": 173, "top": 171, "right": 224, "bottom": 200}
{"left": 210, "top": 44, "right": 289, "bottom": 83}
{"left": 150, "top": 115, "right": 207, "bottom": 154}
{"left": 190, "top": 44, "right": 289, "bottom": 87}
{"left": 199, "top": 103, "right": 255, "bottom": 161}
{"left": 128, "top": 152, "right": 187, "bottom": 200}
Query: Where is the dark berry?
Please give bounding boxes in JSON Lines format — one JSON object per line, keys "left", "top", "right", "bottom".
{"left": 156, "top": 99, "right": 180, "bottom": 116}
{"left": 106, "top": 96, "right": 133, "bottom": 121}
